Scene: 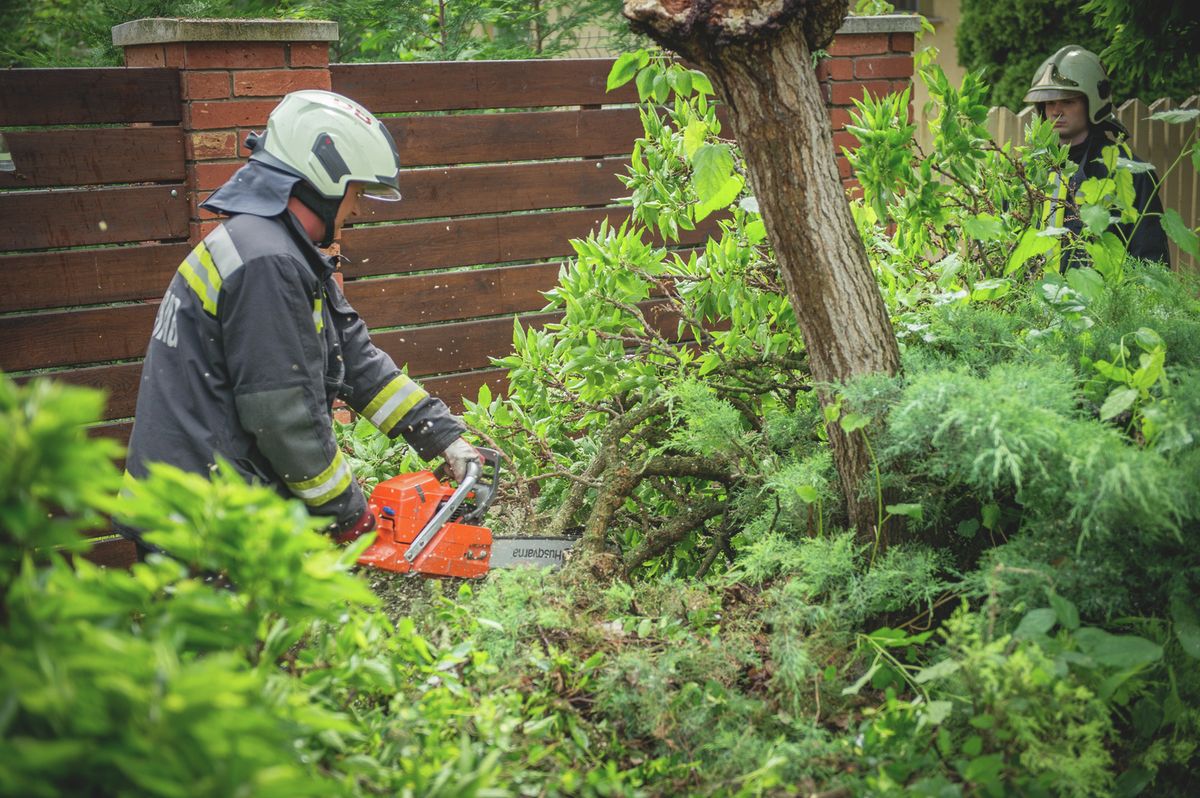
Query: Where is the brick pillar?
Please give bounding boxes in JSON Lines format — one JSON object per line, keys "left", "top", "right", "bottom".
{"left": 113, "top": 19, "right": 338, "bottom": 243}
{"left": 822, "top": 15, "right": 922, "bottom": 197}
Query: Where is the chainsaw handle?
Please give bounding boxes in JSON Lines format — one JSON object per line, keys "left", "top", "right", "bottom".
{"left": 403, "top": 458, "right": 481, "bottom": 564}
{"left": 460, "top": 447, "right": 500, "bottom": 525}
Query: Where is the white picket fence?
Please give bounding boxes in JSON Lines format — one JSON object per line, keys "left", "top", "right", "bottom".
{"left": 918, "top": 96, "right": 1200, "bottom": 271}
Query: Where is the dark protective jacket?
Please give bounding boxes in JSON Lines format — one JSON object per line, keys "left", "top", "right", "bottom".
{"left": 1046, "top": 127, "right": 1170, "bottom": 269}
{"left": 125, "top": 165, "right": 464, "bottom": 532}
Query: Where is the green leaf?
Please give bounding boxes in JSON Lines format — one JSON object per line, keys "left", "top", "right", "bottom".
{"left": 1076, "top": 628, "right": 1163, "bottom": 669}
{"left": 841, "top": 662, "right": 880, "bottom": 696}
{"left": 1080, "top": 203, "right": 1112, "bottom": 236}
{"left": 970, "top": 278, "right": 1011, "bottom": 302}
{"left": 1005, "top": 228, "right": 1056, "bottom": 275}
{"left": 1170, "top": 597, "right": 1200, "bottom": 659}
{"left": 914, "top": 658, "right": 960, "bottom": 684}
{"left": 1133, "top": 327, "right": 1164, "bottom": 352}
{"left": 691, "top": 143, "right": 735, "bottom": 203}
{"left": 961, "top": 735, "right": 983, "bottom": 757}
{"left": 607, "top": 52, "right": 642, "bottom": 91}
{"left": 682, "top": 120, "right": 707, "bottom": 158}
{"left": 796, "top": 484, "right": 819, "bottom": 503}
{"left": 668, "top": 68, "right": 692, "bottom": 97}
{"left": 923, "top": 700, "right": 954, "bottom": 725}
{"left": 1048, "top": 592, "right": 1080, "bottom": 631}
{"left": 1014, "top": 608, "right": 1057, "bottom": 640}
{"left": 1149, "top": 108, "right": 1200, "bottom": 124}
{"left": 1162, "top": 208, "right": 1200, "bottom": 259}
{"left": 744, "top": 219, "right": 767, "bottom": 245}
{"left": 635, "top": 66, "right": 656, "bottom": 101}
{"left": 1065, "top": 267, "right": 1104, "bottom": 302}
{"left": 956, "top": 518, "right": 979, "bottom": 539}
{"left": 981, "top": 503, "right": 1000, "bottom": 531}
{"left": 1100, "top": 387, "right": 1138, "bottom": 421}
{"left": 839, "top": 412, "right": 871, "bottom": 433}
{"left": 693, "top": 175, "right": 743, "bottom": 222}
{"left": 962, "top": 213, "right": 1004, "bottom": 241}
{"left": 886, "top": 502, "right": 924, "bottom": 522}
{"left": 691, "top": 70, "right": 714, "bottom": 95}
{"left": 652, "top": 72, "right": 671, "bottom": 103}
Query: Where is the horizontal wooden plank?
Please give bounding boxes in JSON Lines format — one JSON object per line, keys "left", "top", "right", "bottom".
{"left": 372, "top": 311, "right": 561, "bottom": 377}
{"left": 0, "top": 243, "right": 185, "bottom": 313}
{"left": 342, "top": 206, "right": 718, "bottom": 277}
{"left": 0, "top": 128, "right": 185, "bottom": 190}
{"left": 359, "top": 157, "right": 628, "bottom": 223}
{"left": 0, "top": 68, "right": 181, "bottom": 126}
{"left": 15, "top": 362, "right": 143, "bottom": 421}
{"left": 80, "top": 536, "right": 138, "bottom": 568}
{"left": 1, "top": 304, "right": 156, "bottom": 372}
{"left": 332, "top": 59, "right": 637, "bottom": 113}
{"left": 0, "top": 185, "right": 189, "bottom": 252}
{"left": 1, "top": 258, "right": 560, "bottom": 372}
{"left": 387, "top": 107, "right": 645, "bottom": 167}
{"left": 421, "top": 368, "right": 509, "bottom": 412}
{"left": 345, "top": 262, "right": 560, "bottom": 328}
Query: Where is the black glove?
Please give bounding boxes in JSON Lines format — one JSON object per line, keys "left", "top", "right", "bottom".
{"left": 333, "top": 508, "right": 376, "bottom": 544}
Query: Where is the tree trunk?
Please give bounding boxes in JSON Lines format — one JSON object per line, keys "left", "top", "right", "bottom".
{"left": 623, "top": 0, "right": 902, "bottom": 540}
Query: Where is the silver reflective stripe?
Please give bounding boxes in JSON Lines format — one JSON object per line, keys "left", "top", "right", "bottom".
{"left": 291, "top": 457, "right": 351, "bottom": 503}
{"left": 206, "top": 224, "right": 245, "bottom": 280}
{"left": 369, "top": 380, "right": 422, "bottom": 428}
{"left": 185, "top": 250, "right": 221, "bottom": 303}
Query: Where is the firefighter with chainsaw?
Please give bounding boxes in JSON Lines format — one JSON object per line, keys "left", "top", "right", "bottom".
{"left": 1026, "top": 45, "right": 1170, "bottom": 270}
{"left": 120, "top": 90, "right": 479, "bottom": 557}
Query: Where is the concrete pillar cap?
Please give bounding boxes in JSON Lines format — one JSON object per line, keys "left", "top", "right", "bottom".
{"left": 113, "top": 18, "right": 338, "bottom": 47}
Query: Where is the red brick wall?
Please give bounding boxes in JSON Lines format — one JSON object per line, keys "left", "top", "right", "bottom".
{"left": 123, "top": 41, "right": 331, "bottom": 243}
{"left": 820, "top": 30, "right": 916, "bottom": 197}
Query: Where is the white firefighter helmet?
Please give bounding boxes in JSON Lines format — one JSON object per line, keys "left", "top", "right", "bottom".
{"left": 249, "top": 90, "right": 401, "bottom": 202}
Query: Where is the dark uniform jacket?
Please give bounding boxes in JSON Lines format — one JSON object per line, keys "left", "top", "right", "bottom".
{"left": 1052, "top": 127, "right": 1170, "bottom": 269}
{"left": 125, "top": 167, "right": 464, "bottom": 533}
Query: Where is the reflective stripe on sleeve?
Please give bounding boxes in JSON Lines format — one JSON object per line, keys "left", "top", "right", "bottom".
{"left": 205, "top": 224, "right": 245, "bottom": 280}
{"left": 287, "top": 450, "right": 352, "bottom": 507}
{"left": 176, "top": 227, "right": 245, "bottom": 316}
{"left": 313, "top": 296, "right": 324, "bottom": 333}
{"left": 362, "top": 375, "right": 428, "bottom": 435}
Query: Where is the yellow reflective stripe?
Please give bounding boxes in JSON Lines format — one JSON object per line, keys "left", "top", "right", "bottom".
{"left": 313, "top": 296, "right": 324, "bottom": 333}
{"left": 195, "top": 244, "right": 223, "bottom": 295}
{"left": 363, "top": 375, "right": 427, "bottom": 434}
{"left": 120, "top": 470, "right": 137, "bottom": 498}
{"left": 287, "top": 451, "right": 352, "bottom": 506}
{"left": 1042, "top": 170, "right": 1070, "bottom": 271}
{"left": 178, "top": 259, "right": 217, "bottom": 315}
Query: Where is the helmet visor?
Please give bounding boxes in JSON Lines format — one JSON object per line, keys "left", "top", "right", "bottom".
{"left": 362, "top": 182, "right": 402, "bottom": 202}
{"left": 1025, "top": 87, "right": 1084, "bottom": 104}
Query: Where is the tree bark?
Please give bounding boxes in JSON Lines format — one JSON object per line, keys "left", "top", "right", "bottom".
{"left": 623, "top": 0, "right": 902, "bottom": 540}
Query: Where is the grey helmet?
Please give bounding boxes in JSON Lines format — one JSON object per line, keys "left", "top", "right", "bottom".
{"left": 1025, "top": 45, "right": 1115, "bottom": 126}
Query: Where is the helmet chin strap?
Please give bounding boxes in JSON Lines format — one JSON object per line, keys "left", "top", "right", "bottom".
{"left": 291, "top": 180, "right": 342, "bottom": 248}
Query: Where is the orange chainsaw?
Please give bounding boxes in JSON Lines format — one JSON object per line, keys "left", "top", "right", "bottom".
{"left": 356, "top": 447, "right": 576, "bottom": 578}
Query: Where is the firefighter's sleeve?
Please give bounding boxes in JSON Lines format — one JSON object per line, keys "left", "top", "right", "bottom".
{"left": 324, "top": 277, "right": 466, "bottom": 459}
{"left": 1125, "top": 170, "right": 1171, "bottom": 267}
{"left": 222, "top": 255, "right": 367, "bottom": 528}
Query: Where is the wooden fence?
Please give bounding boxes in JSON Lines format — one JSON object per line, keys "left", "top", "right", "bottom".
{"left": 0, "top": 68, "right": 190, "bottom": 444}
{"left": 919, "top": 96, "right": 1200, "bottom": 271}
{"left": 326, "top": 59, "right": 717, "bottom": 406}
